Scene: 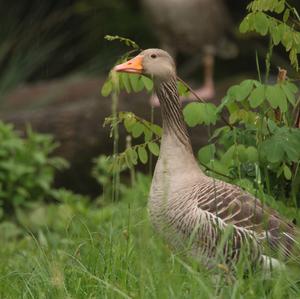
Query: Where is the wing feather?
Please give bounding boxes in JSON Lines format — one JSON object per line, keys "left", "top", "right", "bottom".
{"left": 196, "top": 177, "right": 300, "bottom": 261}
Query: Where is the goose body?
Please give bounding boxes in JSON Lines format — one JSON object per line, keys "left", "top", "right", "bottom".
{"left": 114, "top": 49, "right": 299, "bottom": 269}
{"left": 141, "top": 0, "right": 234, "bottom": 57}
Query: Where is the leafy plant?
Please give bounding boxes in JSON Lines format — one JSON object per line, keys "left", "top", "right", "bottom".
{"left": 184, "top": 0, "right": 300, "bottom": 202}
{"left": 0, "top": 122, "right": 68, "bottom": 220}
{"left": 240, "top": 0, "right": 300, "bottom": 69}
{"left": 103, "top": 112, "right": 162, "bottom": 172}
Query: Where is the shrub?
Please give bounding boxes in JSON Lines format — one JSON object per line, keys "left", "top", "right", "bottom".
{"left": 0, "top": 122, "right": 68, "bottom": 219}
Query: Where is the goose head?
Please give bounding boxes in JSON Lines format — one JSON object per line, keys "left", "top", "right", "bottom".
{"left": 114, "top": 48, "right": 176, "bottom": 82}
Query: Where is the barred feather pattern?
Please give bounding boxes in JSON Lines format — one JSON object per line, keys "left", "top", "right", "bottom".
{"left": 149, "top": 75, "right": 299, "bottom": 269}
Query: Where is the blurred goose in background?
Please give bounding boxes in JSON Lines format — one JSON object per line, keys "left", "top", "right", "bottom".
{"left": 114, "top": 49, "right": 299, "bottom": 270}
{"left": 141, "top": 0, "right": 238, "bottom": 106}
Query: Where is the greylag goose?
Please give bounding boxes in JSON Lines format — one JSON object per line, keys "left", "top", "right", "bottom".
{"left": 141, "top": 0, "right": 237, "bottom": 106}
{"left": 114, "top": 49, "right": 299, "bottom": 270}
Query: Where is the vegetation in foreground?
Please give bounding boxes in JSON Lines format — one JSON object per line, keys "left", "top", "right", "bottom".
{"left": 0, "top": 173, "right": 300, "bottom": 299}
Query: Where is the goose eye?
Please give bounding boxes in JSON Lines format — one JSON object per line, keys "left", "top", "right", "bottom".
{"left": 151, "top": 54, "right": 157, "bottom": 59}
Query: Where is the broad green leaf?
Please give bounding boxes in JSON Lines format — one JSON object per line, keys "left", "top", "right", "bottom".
{"left": 177, "top": 81, "right": 189, "bottom": 96}
{"left": 198, "top": 144, "right": 216, "bottom": 165}
{"left": 249, "top": 84, "right": 265, "bottom": 108}
{"left": 101, "top": 80, "right": 113, "bottom": 97}
{"left": 144, "top": 128, "right": 153, "bottom": 141}
{"left": 227, "top": 85, "right": 240, "bottom": 99}
{"left": 271, "top": 26, "right": 282, "bottom": 45}
{"left": 128, "top": 148, "right": 138, "bottom": 165}
{"left": 201, "top": 104, "right": 218, "bottom": 125}
{"left": 281, "top": 84, "right": 296, "bottom": 106}
{"left": 254, "top": 12, "right": 269, "bottom": 36}
{"left": 131, "top": 122, "right": 144, "bottom": 138}
{"left": 130, "top": 74, "right": 144, "bottom": 92}
{"left": 239, "top": 18, "right": 249, "bottom": 33}
{"left": 151, "top": 124, "right": 162, "bottom": 136}
{"left": 227, "top": 80, "right": 254, "bottom": 102}
{"left": 138, "top": 146, "right": 148, "bottom": 164}
{"left": 275, "top": 0, "right": 285, "bottom": 13}
{"left": 237, "top": 80, "right": 254, "bottom": 101}
{"left": 183, "top": 103, "right": 218, "bottom": 127}
{"left": 267, "top": 119, "right": 278, "bottom": 133}
{"left": 260, "top": 139, "right": 284, "bottom": 163}
{"left": 120, "top": 73, "right": 131, "bottom": 93}
{"left": 183, "top": 103, "right": 202, "bottom": 127}
{"left": 209, "top": 126, "right": 230, "bottom": 141}
{"left": 283, "top": 136, "right": 300, "bottom": 161}
{"left": 286, "top": 82, "right": 298, "bottom": 93}
{"left": 236, "top": 144, "right": 248, "bottom": 162}
{"left": 265, "top": 85, "right": 286, "bottom": 110}
{"left": 221, "top": 145, "right": 236, "bottom": 167}
{"left": 124, "top": 115, "right": 136, "bottom": 132}
{"left": 283, "top": 164, "right": 292, "bottom": 180}
{"left": 148, "top": 142, "right": 160, "bottom": 156}
{"left": 246, "top": 146, "right": 258, "bottom": 162}
{"left": 141, "top": 75, "right": 153, "bottom": 91}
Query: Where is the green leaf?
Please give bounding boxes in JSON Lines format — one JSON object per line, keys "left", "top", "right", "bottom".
{"left": 198, "top": 144, "right": 216, "bottom": 165}
{"left": 265, "top": 85, "right": 286, "bottom": 110}
{"left": 141, "top": 76, "right": 153, "bottom": 91}
{"left": 130, "top": 74, "right": 144, "bottom": 92}
{"left": 221, "top": 145, "right": 236, "bottom": 167}
{"left": 239, "top": 17, "right": 249, "bottom": 33}
{"left": 177, "top": 81, "right": 189, "bottom": 96}
{"left": 254, "top": 12, "right": 269, "bottom": 35}
{"left": 260, "top": 139, "right": 285, "bottom": 163}
{"left": 183, "top": 103, "right": 218, "bottom": 127}
{"left": 271, "top": 25, "right": 282, "bottom": 45}
{"left": 183, "top": 103, "right": 202, "bottom": 127}
{"left": 101, "top": 80, "right": 113, "bottom": 97}
{"left": 209, "top": 126, "right": 230, "bottom": 141}
{"left": 120, "top": 73, "right": 131, "bottom": 93}
{"left": 235, "top": 144, "right": 247, "bottom": 162}
{"left": 148, "top": 142, "right": 160, "bottom": 156}
{"left": 249, "top": 84, "right": 265, "bottom": 108}
{"left": 275, "top": 0, "right": 285, "bottom": 14}
{"left": 201, "top": 104, "right": 218, "bottom": 125}
{"left": 286, "top": 82, "right": 298, "bottom": 93}
{"left": 131, "top": 122, "right": 144, "bottom": 138}
{"left": 151, "top": 124, "right": 162, "bottom": 137}
{"left": 227, "top": 85, "right": 240, "bottom": 99}
{"left": 138, "top": 146, "right": 148, "bottom": 164}
{"left": 283, "top": 9, "right": 290, "bottom": 22}
{"left": 283, "top": 164, "right": 292, "bottom": 180}
{"left": 227, "top": 80, "right": 254, "bottom": 102}
{"left": 131, "top": 149, "right": 138, "bottom": 165}
{"left": 281, "top": 84, "right": 296, "bottom": 106}
{"left": 144, "top": 128, "right": 153, "bottom": 142}
{"left": 124, "top": 115, "right": 136, "bottom": 132}
{"left": 125, "top": 150, "right": 133, "bottom": 168}
{"left": 267, "top": 119, "right": 278, "bottom": 133}
{"left": 245, "top": 146, "right": 258, "bottom": 162}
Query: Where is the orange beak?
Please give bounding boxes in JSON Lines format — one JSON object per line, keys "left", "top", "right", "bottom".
{"left": 114, "top": 55, "right": 143, "bottom": 74}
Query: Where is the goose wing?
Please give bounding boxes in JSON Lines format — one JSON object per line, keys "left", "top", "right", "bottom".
{"left": 196, "top": 177, "right": 299, "bottom": 261}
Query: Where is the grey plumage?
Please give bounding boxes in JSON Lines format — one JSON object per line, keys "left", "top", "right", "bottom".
{"left": 141, "top": 0, "right": 237, "bottom": 58}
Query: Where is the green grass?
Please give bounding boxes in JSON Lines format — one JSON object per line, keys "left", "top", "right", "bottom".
{"left": 0, "top": 173, "right": 300, "bottom": 299}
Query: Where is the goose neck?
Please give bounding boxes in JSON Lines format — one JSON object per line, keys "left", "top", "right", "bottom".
{"left": 155, "top": 77, "right": 192, "bottom": 150}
